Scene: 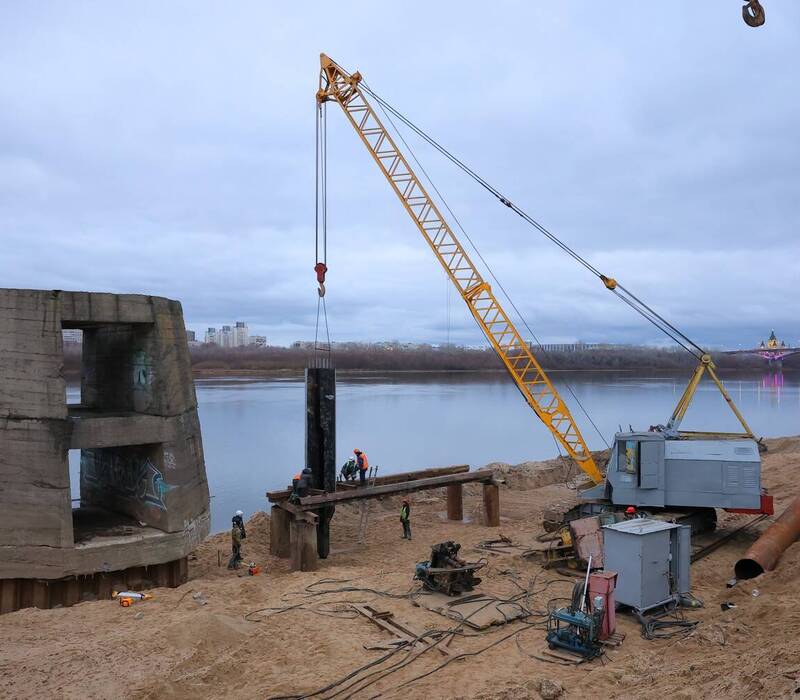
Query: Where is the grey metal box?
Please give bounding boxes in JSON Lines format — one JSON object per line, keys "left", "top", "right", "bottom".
{"left": 598, "top": 432, "right": 762, "bottom": 511}
{"left": 602, "top": 518, "right": 690, "bottom": 611}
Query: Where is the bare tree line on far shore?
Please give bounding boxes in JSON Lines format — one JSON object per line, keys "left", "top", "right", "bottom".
{"left": 185, "top": 343, "right": 775, "bottom": 373}
{"left": 60, "top": 341, "right": 787, "bottom": 375}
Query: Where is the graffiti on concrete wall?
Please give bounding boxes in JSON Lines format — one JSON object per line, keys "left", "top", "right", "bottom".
{"left": 82, "top": 450, "right": 173, "bottom": 511}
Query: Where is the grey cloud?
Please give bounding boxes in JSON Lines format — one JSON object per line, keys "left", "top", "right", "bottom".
{"left": 1, "top": 2, "right": 798, "bottom": 349}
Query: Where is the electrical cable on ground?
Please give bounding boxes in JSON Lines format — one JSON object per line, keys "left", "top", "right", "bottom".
{"left": 635, "top": 604, "right": 700, "bottom": 640}
{"left": 261, "top": 575, "right": 577, "bottom": 700}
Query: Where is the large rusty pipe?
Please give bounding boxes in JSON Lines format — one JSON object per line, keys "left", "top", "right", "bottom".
{"left": 734, "top": 495, "right": 800, "bottom": 579}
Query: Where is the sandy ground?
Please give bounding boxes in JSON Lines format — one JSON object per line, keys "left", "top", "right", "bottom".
{"left": 2, "top": 439, "right": 800, "bottom": 699}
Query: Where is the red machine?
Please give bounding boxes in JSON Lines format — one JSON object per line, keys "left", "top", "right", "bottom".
{"left": 588, "top": 571, "right": 618, "bottom": 640}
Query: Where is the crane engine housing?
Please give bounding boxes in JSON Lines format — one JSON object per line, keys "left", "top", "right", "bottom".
{"left": 580, "top": 432, "right": 767, "bottom": 513}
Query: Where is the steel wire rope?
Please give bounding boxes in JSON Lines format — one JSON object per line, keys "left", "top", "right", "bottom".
{"left": 314, "top": 102, "right": 332, "bottom": 363}
{"left": 359, "top": 82, "right": 706, "bottom": 360}
{"left": 364, "top": 80, "right": 609, "bottom": 447}
{"left": 315, "top": 103, "right": 320, "bottom": 264}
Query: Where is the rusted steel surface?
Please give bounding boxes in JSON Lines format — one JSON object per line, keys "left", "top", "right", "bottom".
{"left": 734, "top": 495, "right": 800, "bottom": 579}
{"left": 570, "top": 516, "right": 604, "bottom": 568}
{"left": 0, "top": 557, "right": 187, "bottom": 615}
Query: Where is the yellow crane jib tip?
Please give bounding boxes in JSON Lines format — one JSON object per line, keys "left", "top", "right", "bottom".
{"left": 600, "top": 275, "right": 617, "bottom": 290}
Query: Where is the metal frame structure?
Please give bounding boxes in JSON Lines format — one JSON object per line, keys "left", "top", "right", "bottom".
{"left": 666, "top": 353, "right": 755, "bottom": 439}
{"left": 317, "top": 53, "right": 603, "bottom": 484}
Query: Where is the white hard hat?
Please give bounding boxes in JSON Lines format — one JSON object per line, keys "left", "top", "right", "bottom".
{"left": 235, "top": 510, "right": 244, "bottom": 517}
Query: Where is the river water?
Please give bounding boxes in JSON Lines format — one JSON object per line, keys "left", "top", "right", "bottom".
{"left": 68, "top": 370, "right": 800, "bottom": 532}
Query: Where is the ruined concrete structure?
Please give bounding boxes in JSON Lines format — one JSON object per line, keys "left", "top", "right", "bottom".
{"left": 0, "top": 289, "right": 210, "bottom": 611}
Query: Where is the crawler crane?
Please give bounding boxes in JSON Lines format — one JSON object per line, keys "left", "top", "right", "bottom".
{"left": 316, "top": 54, "right": 773, "bottom": 529}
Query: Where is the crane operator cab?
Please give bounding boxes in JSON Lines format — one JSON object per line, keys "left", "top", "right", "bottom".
{"left": 579, "top": 431, "right": 769, "bottom": 526}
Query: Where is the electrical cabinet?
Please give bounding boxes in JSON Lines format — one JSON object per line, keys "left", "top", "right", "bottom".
{"left": 602, "top": 518, "right": 691, "bottom": 611}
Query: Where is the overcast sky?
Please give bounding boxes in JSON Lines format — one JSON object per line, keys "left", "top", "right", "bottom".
{"left": 1, "top": 2, "right": 798, "bottom": 349}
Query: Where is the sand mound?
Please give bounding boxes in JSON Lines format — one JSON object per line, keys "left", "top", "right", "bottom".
{"left": 2, "top": 439, "right": 799, "bottom": 698}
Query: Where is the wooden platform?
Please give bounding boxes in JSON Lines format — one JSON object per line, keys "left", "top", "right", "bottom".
{"left": 266, "top": 465, "right": 469, "bottom": 503}
{"left": 297, "top": 469, "right": 499, "bottom": 508}
{"left": 412, "top": 590, "right": 528, "bottom": 630}
{"left": 268, "top": 464, "right": 502, "bottom": 572}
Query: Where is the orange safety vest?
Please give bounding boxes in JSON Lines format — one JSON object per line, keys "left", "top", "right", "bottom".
{"left": 357, "top": 452, "right": 369, "bottom": 472}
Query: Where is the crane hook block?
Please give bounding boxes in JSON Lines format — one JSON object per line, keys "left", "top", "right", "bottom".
{"left": 315, "top": 262, "right": 328, "bottom": 297}
{"left": 742, "top": 0, "right": 765, "bottom": 27}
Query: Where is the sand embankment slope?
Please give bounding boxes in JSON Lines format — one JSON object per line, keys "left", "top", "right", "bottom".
{"left": 1, "top": 438, "right": 799, "bottom": 699}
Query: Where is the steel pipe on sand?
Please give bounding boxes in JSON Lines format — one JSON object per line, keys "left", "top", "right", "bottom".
{"left": 734, "top": 494, "right": 800, "bottom": 579}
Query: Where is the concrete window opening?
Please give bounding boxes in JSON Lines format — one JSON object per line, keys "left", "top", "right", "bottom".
{"left": 68, "top": 449, "right": 80, "bottom": 511}
{"left": 70, "top": 443, "right": 173, "bottom": 545}
{"left": 74, "top": 323, "right": 157, "bottom": 415}
{"left": 62, "top": 328, "right": 83, "bottom": 405}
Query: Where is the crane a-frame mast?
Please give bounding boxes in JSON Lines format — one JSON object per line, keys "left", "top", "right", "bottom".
{"left": 317, "top": 53, "right": 603, "bottom": 484}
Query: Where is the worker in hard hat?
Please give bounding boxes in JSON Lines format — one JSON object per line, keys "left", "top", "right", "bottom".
{"left": 400, "top": 498, "right": 411, "bottom": 540}
{"left": 233, "top": 509, "right": 246, "bottom": 540}
{"left": 228, "top": 510, "right": 246, "bottom": 569}
{"left": 289, "top": 467, "right": 313, "bottom": 504}
{"left": 340, "top": 458, "right": 358, "bottom": 482}
{"left": 354, "top": 449, "right": 369, "bottom": 487}
{"left": 624, "top": 506, "right": 637, "bottom": 520}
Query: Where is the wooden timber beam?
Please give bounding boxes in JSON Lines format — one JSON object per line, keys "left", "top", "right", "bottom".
{"left": 362, "top": 465, "right": 469, "bottom": 487}
{"left": 276, "top": 501, "right": 319, "bottom": 524}
{"left": 266, "top": 465, "right": 469, "bottom": 503}
{"left": 298, "top": 469, "right": 498, "bottom": 508}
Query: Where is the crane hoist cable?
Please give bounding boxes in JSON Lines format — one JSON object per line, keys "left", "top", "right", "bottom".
{"left": 359, "top": 82, "right": 706, "bottom": 361}
{"left": 367, "top": 81, "right": 609, "bottom": 448}
{"left": 356, "top": 72, "right": 756, "bottom": 441}
{"left": 318, "top": 53, "right": 758, "bottom": 486}
{"left": 318, "top": 53, "right": 605, "bottom": 483}
{"left": 314, "top": 101, "right": 332, "bottom": 362}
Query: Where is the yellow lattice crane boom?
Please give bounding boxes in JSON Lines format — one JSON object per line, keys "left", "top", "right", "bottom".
{"left": 317, "top": 53, "right": 603, "bottom": 484}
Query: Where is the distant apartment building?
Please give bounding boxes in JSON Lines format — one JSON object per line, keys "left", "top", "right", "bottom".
{"left": 203, "top": 321, "right": 264, "bottom": 347}
{"left": 234, "top": 321, "right": 249, "bottom": 347}
{"left": 534, "top": 341, "right": 595, "bottom": 353}
{"left": 219, "top": 325, "right": 234, "bottom": 348}
{"left": 186, "top": 329, "right": 196, "bottom": 342}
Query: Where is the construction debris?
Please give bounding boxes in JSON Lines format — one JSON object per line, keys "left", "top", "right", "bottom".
{"left": 413, "top": 591, "right": 528, "bottom": 630}
{"left": 351, "top": 603, "right": 450, "bottom": 656}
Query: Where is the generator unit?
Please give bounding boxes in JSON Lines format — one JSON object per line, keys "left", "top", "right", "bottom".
{"left": 602, "top": 518, "right": 690, "bottom": 612}
{"left": 580, "top": 431, "right": 768, "bottom": 512}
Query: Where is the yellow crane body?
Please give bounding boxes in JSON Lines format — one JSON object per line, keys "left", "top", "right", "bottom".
{"left": 317, "top": 54, "right": 603, "bottom": 484}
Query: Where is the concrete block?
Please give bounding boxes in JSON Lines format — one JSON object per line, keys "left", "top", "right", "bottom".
{"left": 0, "top": 288, "right": 210, "bottom": 582}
